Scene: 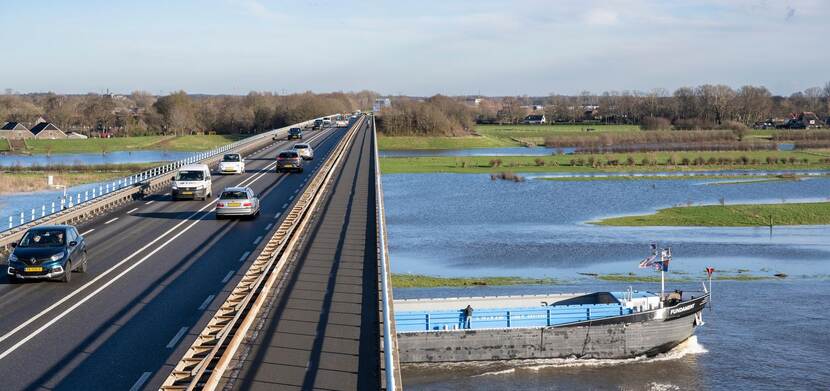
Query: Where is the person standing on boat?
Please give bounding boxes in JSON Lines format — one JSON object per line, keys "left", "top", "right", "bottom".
{"left": 463, "top": 305, "right": 474, "bottom": 329}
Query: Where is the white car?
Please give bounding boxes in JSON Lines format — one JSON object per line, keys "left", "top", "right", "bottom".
{"left": 219, "top": 153, "right": 245, "bottom": 174}
{"left": 292, "top": 143, "right": 314, "bottom": 160}
{"left": 172, "top": 164, "right": 212, "bottom": 200}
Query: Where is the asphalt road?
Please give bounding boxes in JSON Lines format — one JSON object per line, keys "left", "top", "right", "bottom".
{"left": 0, "top": 124, "right": 350, "bottom": 391}
{"left": 222, "top": 117, "right": 380, "bottom": 391}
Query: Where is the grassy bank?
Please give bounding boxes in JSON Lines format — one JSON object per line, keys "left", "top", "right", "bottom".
{"left": 380, "top": 150, "right": 830, "bottom": 174}
{"left": 0, "top": 163, "right": 157, "bottom": 194}
{"left": 539, "top": 174, "right": 813, "bottom": 183}
{"left": 392, "top": 274, "right": 558, "bottom": 288}
{"left": 595, "top": 202, "right": 830, "bottom": 227}
{"left": 377, "top": 125, "right": 787, "bottom": 150}
{"left": 0, "top": 139, "right": 9, "bottom": 152}
{"left": 20, "top": 134, "right": 246, "bottom": 154}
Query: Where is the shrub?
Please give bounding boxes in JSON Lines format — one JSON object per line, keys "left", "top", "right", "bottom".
{"left": 640, "top": 116, "right": 672, "bottom": 130}
{"left": 534, "top": 158, "right": 545, "bottom": 166}
{"left": 489, "top": 159, "right": 502, "bottom": 167}
{"left": 681, "top": 157, "right": 690, "bottom": 165}
{"left": 626, "top": 156, "right": 636, "bottom": 166}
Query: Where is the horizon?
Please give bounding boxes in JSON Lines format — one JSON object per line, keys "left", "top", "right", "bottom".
{"left": 1, "top": 1, "right": 829, "bottom": 96}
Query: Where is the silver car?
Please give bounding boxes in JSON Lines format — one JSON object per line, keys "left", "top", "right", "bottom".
{"left": 293, "top": 143, "right": 314, "bottom": 160}
{"left": 216, "top": 187, "right": 260, "bottom": 219}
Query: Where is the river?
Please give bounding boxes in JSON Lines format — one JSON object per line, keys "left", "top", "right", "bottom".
{"left": 384, "top": 172, "right": 830, "bottom": 390}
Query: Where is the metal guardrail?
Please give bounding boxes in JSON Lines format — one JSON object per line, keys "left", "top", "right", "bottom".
{"left": 160, "top": 116, "right": 365, "bottom": 391}
{"left": 395, "top": 304, "right": 630, "bottom": 332}
{"left": 372, "top": 115, "right": 400, "bottom": 390}
{"left": 0, "top": 116, "right": 336, "bottom": 249}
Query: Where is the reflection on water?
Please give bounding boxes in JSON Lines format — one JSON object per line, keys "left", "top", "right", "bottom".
{"left": 0, "top": 150, "right": 194, "bottom": 167}
{"left": 395, "top": 280, "right": 830, "bottom": 390}
{"left": 383, "top": 173, "right": 830, "bottom": 278}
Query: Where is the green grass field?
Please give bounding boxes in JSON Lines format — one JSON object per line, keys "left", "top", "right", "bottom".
{"left": 0, "top": 139, "right": 9, "bottom": 152}
{"left": 391, "top": 274, "right": 558, "bottom": 288}
{"left": 378, "top": 124, "right": 643, "bottom": 150}
{"left": 594, "top": 202, "right": 830, "bottom": 227}
{"left": 380, "top": 150, "right": 830, "bottom": 174}
{"left": 22, "top": 134, "right": 246, "bottom": 154}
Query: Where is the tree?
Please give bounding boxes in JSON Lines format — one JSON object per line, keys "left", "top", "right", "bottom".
{"left": 153, "top": 91, "right": 198, "bottom": 135}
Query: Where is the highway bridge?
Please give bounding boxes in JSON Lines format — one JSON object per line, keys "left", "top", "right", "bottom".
{"left": 0, "top": 116, "right": 401, "bottom": 390}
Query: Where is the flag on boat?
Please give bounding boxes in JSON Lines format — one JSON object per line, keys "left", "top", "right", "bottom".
{"left": 706, "top": 267, "right": 715, "bottom": 277}
{"left": 640, "top": 244, "right": 670, "bottom": 272}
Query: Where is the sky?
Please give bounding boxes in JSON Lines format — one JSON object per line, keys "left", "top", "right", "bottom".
{"left": 0, "top": 0, "right": 828, "bottom": 96}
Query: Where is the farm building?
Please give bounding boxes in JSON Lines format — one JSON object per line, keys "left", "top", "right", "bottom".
{"left": 30, "top": 122, "right": 67, "bottom": 139}
{"left": 0, "top": 122, "right": 35, "bottom": 139}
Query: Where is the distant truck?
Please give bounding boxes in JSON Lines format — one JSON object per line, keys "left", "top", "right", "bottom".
{"left": 312, "top": 119, "right": 324, "bottom": 130}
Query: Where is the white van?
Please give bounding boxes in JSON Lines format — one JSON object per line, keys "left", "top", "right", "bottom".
{"left": 171, "top": 163, "right": 212, "bottom": 200}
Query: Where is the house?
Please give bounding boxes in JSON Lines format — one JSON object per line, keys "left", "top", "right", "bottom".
{"left": 522, "top": 114, "right": 546, "bottom": 124}
{"left": 798, "top": 112, "right": 822, "bottom": 129}
{"left": 0, "top": 121, "right": 35, "bottom": 139}
{"left": 373, "top": 98, "right": 391, "bottom": 112}
{"left": 67, "top": 132, "right": 88, "bottom": 139}
{"left": 30, "top": 122, "right": 67, "bottom": 139}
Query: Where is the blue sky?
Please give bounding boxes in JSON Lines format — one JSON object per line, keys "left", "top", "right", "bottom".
{"left": 1, "top": 0, "right": 828, "bottom": 96}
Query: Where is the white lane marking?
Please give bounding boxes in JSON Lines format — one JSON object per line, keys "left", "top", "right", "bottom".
{"left": 253, "top": 235, "right": 263, "bottom": 245}
{"left": 274, "top": 212, "right": 281, "bottom": 219}
{"left": 293, "top": 189, "right": 299, "bottom": 194}
{"left": 238, "top": 251, "right": 251, "bottom": 262}
{"left": 265, "top": 223, "right": 273, "bottom": 231}
{"left": 81, "top": 229, "right": 95, "bottom": 236}
{"left": 289, "top": 196, "right": 294, "bottom": 201}
{"left": 145, "top": 200, "right": 155, "bottom": 205}
{"left": 166, "top": 327, "right": 188, "bottom": 348}
{"left": 129, "top": 372, "right": 152, "bottom": 391}
{"left": 281, "top": 203, "right": 288, "bottom": 209}
{"left": 0, "top": 127, "right": 329, "bottom": 360}
{"left": 197, "top": 295, "right": 215, "bottom": 311}
{"left": 104, "top": 218, "right": 118, "bottom": 225}
{"left": 127, "top": 207, "right": 139, "bottom": 214}
{"left": 221, "top": 270, "right": 235, "bottom": 283}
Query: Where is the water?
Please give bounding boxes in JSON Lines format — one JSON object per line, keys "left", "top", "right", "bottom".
{"left": 383, "top": 173, "right": 830, "bottom": 279}
{"left": 0, "top": 150, "right": 194, "bottom": 167}
{"left": 383, "top": 172, "right": 830, "bottom": 389}
{"left": 395, "top": 280, "right": 830, "bottom": 390}
{"left": 379, "top": 147, "right": 575, "bottom": 157}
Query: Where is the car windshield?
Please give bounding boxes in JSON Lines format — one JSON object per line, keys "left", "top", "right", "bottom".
{"left": 279, "top": 152, "right": 298, "bottom": 158}
{"left": 176, "top": 170, "right": 204, "bottom": 181}
{"left": 290, "top": 129, "right": 301, "bottom": 133}
{"left": 19, "top": 229, "right": 65, "bottom": 248}
{"left": 293, "top": 144, "right": 308, "bottom": 149}
{"left": 223, "top": 154, "right": 241, "bottom": 162}
{"left": 220, "top": 190, "right": 249, "bottom": 200}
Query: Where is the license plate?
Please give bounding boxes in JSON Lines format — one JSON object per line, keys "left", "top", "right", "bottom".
{"left": 25, "top": 267, "right": 43, "bottom": 272}
{"left": 284, "top": 164, "right": 293, "bottom": 167}
{"left": 181, "top": 191, "right": 192, "bottom": 195}
{"left": 228, "top": 202, "right": 241, "bottom": 207}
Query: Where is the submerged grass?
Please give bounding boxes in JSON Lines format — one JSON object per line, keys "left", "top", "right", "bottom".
{"left": 595, "top": 202, "right": 830, "bottom": 227}
{"left": 391, "top": 274, "right": 558, "bottom": 288}
{"left": 380, "top": 151, "right": 830, "bottom": 174}
{"left": 0, "top": 163, "right": 157, "bottom": 194}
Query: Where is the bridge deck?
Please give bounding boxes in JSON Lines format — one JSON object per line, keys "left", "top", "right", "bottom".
{"left": 223, "top": 122, "right": 380, "bottom": 390}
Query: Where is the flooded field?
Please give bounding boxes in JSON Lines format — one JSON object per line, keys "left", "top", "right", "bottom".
{"left": 384, "top": 172, "right": 830, "bottom": 390}
{"left": 383, "top": 173, "right": 830, "bottom": 279}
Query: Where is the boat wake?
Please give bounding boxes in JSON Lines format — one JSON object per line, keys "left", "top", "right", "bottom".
{"left": 432, "top": 336, "right": 707, "bottom": 378}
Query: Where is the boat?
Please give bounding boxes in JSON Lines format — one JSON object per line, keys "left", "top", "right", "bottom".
{"left": 393, "top": 245, "right": 711, "bottom": 363}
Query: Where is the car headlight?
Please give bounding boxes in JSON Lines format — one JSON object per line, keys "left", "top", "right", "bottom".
{"left": 8, "top": 253, "right": 17, "bottom": 262}
{"left": 172, "top": 184, "right": 178, "bottom": 190}
{"left": 50, "top": 252, "right": 65, "bottom": 262}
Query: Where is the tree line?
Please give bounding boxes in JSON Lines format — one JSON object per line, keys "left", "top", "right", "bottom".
{"left": 0, "top": 90, "right": 376, "bottom": 136}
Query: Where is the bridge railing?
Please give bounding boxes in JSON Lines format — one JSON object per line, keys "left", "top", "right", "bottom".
{"left": 372, "top": 114, "right": 401, "bottom": 390}
{"left": 395, "top": 304, "right": 632, "bottom": 332}
{"left": 0, "top": 116, "right": 334, "bottom": 247}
